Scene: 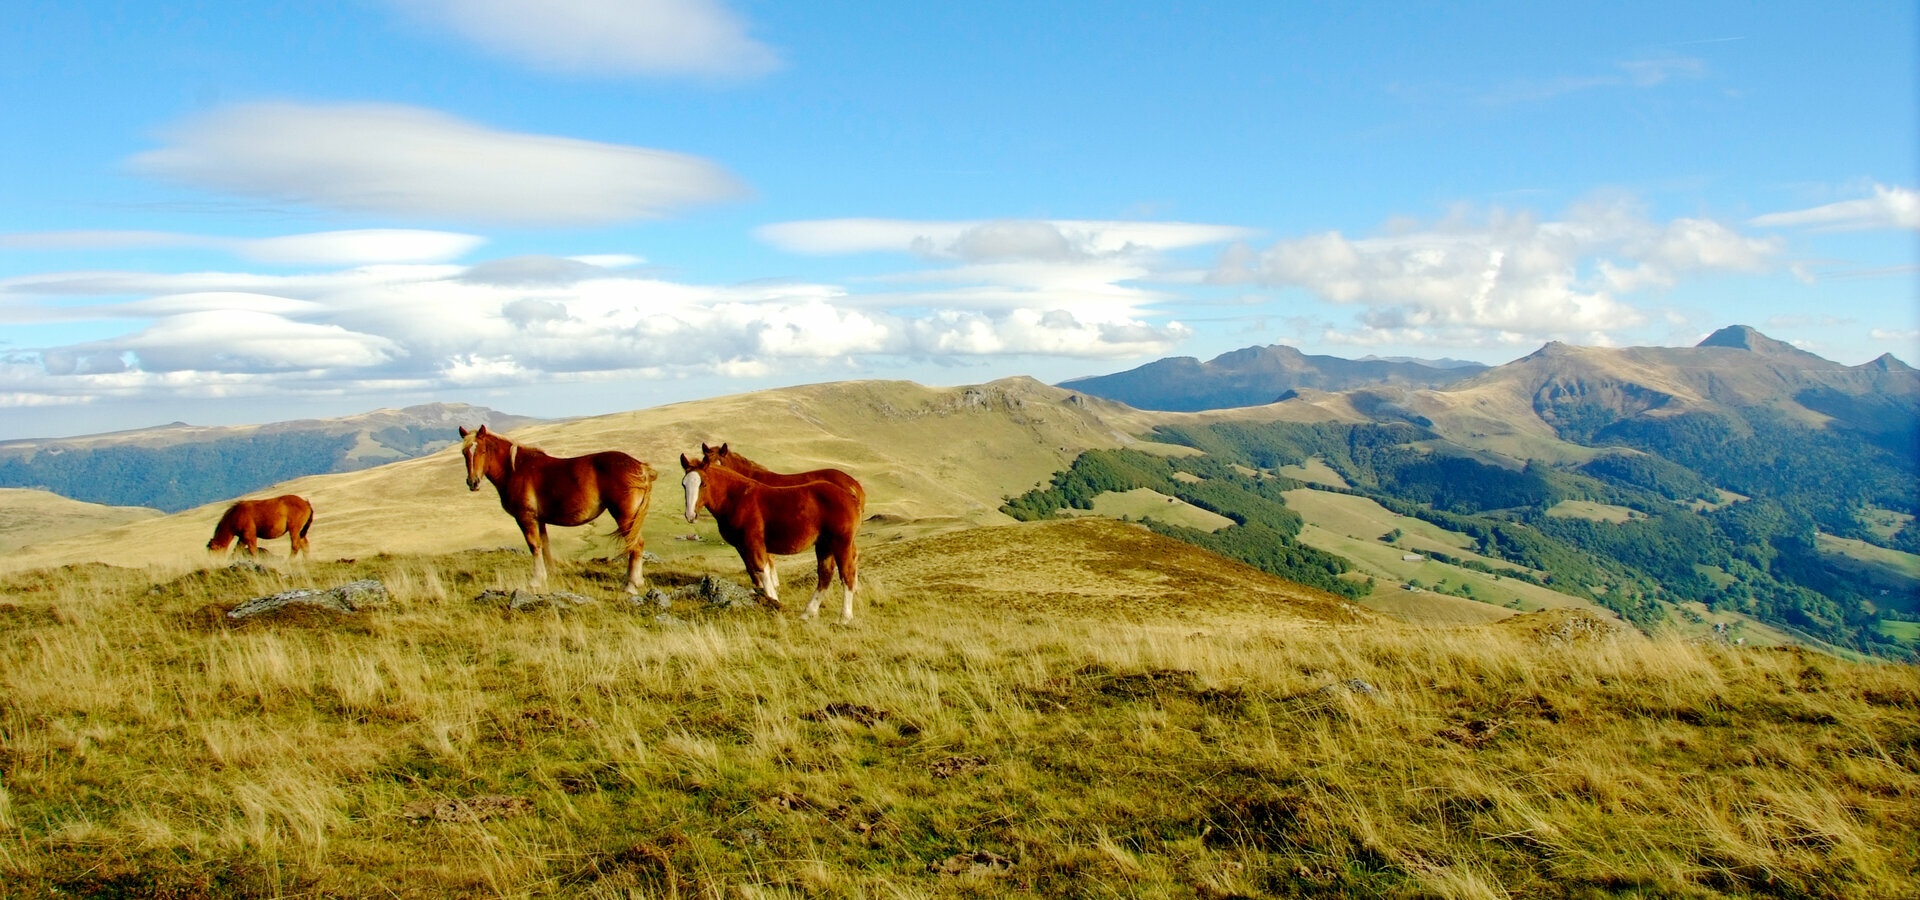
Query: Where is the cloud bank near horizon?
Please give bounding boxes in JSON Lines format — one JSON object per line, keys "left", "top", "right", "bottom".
{"left": 3, "top": 184, "right": 1912, "bottom": 417}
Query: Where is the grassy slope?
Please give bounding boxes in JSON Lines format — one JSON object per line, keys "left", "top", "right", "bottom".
{"left": 0, "top": 488, "right": 162, "bottom": 554}
{"left": 1, "top": 523, "right": 1915, "bottom": 899}
{"left": 0, "top": 378, "right": 1167, "bottom": 576}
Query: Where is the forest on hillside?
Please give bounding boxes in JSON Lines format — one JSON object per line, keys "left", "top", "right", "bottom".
{"left": 1005, "top": 418, "right": 1920, "bottom": 660}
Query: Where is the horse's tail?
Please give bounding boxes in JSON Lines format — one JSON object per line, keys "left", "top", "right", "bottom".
{"left": 619, "top": 462, "right": 657, "bottom": 555}
{"left": 300, "top": 506, "right": 313, "bottom": 538}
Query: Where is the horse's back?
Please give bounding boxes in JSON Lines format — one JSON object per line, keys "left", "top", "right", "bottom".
{"left": 754, "top": 478, "right": 861, "bottom": 553}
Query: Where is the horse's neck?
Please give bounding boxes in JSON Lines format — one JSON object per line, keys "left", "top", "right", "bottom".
{"left": 487, "top": 438, "right": 526, "bottom": 484}
{"left": 704, "top": 468, "right": 752, "bottom": 516}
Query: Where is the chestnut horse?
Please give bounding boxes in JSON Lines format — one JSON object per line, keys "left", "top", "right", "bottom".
{"left": 208, "top": 494, "right": 312, "bottom": 557}
{"left": 699, "top": 442, "right": 866, "bottom": 595}
{"left": 680, "top": 452, "right": 862, "bottom": 623}
{"left": 460, "top": 425, "right": 656, "bottom": 594}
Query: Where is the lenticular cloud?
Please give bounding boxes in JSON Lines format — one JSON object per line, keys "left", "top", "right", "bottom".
{"left": 130, "top": 103, "right": 747, "bottom": 226}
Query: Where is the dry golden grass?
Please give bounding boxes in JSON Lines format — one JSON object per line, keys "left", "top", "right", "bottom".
{"left": 2, "top": 519, "right": 1916, "bottom": 899}
{"left": 0, "top": 489, "right": 162, "bottom": 555}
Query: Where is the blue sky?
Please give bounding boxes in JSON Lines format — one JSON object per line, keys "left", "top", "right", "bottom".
{"left": 2, "top": 1, "right": 1915, "bottom": 439}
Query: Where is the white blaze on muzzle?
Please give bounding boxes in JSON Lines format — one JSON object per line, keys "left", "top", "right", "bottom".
{"left": 682, "top": 470, "right": 702, "bottom": 522}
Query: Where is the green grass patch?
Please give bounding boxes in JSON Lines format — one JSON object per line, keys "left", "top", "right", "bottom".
{"left": 1875, "top": 620, "right": 1920, "bottom": 642}
{"left": 1546, "top": 499, "right": 1645, "bottom": 523}
{"left": 1082, "top": 488, "right": 1235, "bottom": 532}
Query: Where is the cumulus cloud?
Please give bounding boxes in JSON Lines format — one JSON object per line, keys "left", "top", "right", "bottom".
{"left": 1212, "top": 201, "right": 1782, "bottom": 341}
{"left": 391, "top": 0, "right": 778, "bottom": 78}
{"left": 1750, "top": 183, "right": 1920, "bottom": 231}
{"left": 129, "top": 103, "right": 747, "bottom": 225}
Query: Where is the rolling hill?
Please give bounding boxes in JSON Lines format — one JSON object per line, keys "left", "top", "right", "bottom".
{"left": 0, "top": 488, "right": 161, "bottom": 555}
{"left": 0, "top": 402, "right": 542, "bottom": 513}
{"left": 7, "top": 327, "right": 1915, "bottom": 656}
{"left": 1060, "top": 342, "right": 1485, "bottom": 411}
{"left": 0, "top": 378, "right": 1173, "bottom": 575}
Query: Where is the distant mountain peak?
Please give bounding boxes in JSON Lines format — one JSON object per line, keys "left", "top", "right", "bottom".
{"left": 1697, "top": 325, "right": 1799, "bottom": 354}
{"left": 1865, "top": 352, "right": 1916, "bottom": 373}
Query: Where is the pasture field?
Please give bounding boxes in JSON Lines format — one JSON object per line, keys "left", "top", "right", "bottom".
{"left": 1279, "top": 488, "right": 1480, "bottom": 557}
{"left": 1817, "top": 532, "right": 1920, "bottom": 585}
{"left": 1875, "top": 620, "right": 1920, "bottom": 643}
{"left": 1860, "top": 508, "right": 1915, "bottom": 544}
{"left": 1545, "top": 499, "right": 1645, "bottom": 524}
{"left": 1077, "top": 487, "right": 1235, "bottom": 533}
{"left": 4, "top": 517, "right": 1916, "bottom": 899}
{"left": 1294, "top": 522, "right": 1605, "bottom": 619}
{"left": 1274, "top": 456, "right": 1348, "bottom": 488}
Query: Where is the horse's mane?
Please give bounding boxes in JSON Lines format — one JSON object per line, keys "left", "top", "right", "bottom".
{"left": 467, "top": 428, "right": 550, "bottom": 460}
{"left": 720, "top": 448, "right": 775, "bottom": 475}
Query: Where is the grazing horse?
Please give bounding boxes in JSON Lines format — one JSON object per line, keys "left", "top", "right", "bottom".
{"left": 208, "top": 494, "right": 313, "bottom": 557}
{"left": 680, "top": 452, "right": 862, "bottom": 623}
{"left": 460, "top": 425, "right": 656, "bottom": 594}
{"left": 699, "top": 441, "right": 866, "bottom": 595}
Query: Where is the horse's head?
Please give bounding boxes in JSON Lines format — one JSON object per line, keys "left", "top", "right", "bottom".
{"left": 459, "top": 425, "right": 489, "bottom": 490}
{"left": 680, "top": 452, "right": 710, "bottom": 522}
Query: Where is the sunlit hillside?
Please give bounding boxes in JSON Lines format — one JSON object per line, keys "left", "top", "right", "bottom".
{"left": 0, "top": 488, "right": 161, "bottom": 555}
{"left": 0, "top": 377, "right": 1171, "bottom": 576}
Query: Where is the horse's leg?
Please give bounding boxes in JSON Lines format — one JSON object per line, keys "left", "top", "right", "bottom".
{"left": 538, "top": 521, "right": 558, "bottom": 579}
{"left": 836, "top": 541, "right": 858, "bottom": 624}
{"left": 242, "top": 528, "right": 260, "bottom": 556}
{"left": 613, "top": 507, "right": 645, "bottom": 595}
{"left": 803, "top": 549, "right": 836, "bottom": 621}
{"left": 737, "top": 542, "right": 777, "bottom": 604}
{"left": 519, "top": 516, "right": 548, "bottom": 589}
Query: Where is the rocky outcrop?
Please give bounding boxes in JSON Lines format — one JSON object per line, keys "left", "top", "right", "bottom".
{"left": 227, "top": 579, "right": 388, "bottom": 621}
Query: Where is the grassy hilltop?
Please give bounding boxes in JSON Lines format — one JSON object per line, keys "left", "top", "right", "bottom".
{"left": 1, "top": 523, "right": 1916, "bottom": 898}
{"left": 1, "top": 375, "right": 1917, "bottom": 897}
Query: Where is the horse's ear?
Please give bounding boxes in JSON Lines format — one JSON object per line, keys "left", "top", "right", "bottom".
{"left": 701, "top": 442, "right": 713, "bottom": 454}
{"left": 459, "top": 426, "right": 470, "bottom": 437}
{"left": 477, "top": 424, "right": 490, "bottom": 436}
{"left": 680, "top": 453, "right": 694, "bottom": 470}
{"left": 718, "top": 442, "right": 730, "bottom": 455}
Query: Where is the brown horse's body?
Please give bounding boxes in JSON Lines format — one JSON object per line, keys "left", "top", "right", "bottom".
{"left": 681, "top": 452, "right": 862, "bottom": 623}
{"left": 208, "top": 494, "right": 313, "bottom": 557}
{"left": 700, "top": 442, "right": 867, "bottom": 516}
{"left": 460, "top": 425, "right": 656, "bottom": 593}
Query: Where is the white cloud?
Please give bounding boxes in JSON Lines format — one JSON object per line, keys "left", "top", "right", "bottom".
{"left": 129, "top": 102, "right": 747, "bottom": 225}
{"left": 391, "top": 0, "right": 778, "bottom": 78}
{"left": 239, "top": 230, "right": 487, "bottom": 264}
{"left": 1, "top": 248, "right": 1188, "bottom": 413}
{"left": 115, "top": 310, "right": 404, "bottom": 372}
{"left": 1213, "top": 201, "right": 1783, "bottom": 341}
{"left": 757, "top": 218, "right": 1256, "bottom": 261}
{"left": 1750, "top": 183, "right": 1920, "bottom": 231}
{"left": 0, "top": 228, "right": 485, "bottom": 264}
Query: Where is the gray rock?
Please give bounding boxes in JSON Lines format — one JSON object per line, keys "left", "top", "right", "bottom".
{"left": 692, "top": 573, "right": 758, "bottom": 609}
{"left": 228, "top": 579, "right": 388, "bottom": 621}
{"left": 475, "top": 588, "right": 599, "bottom": 611}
